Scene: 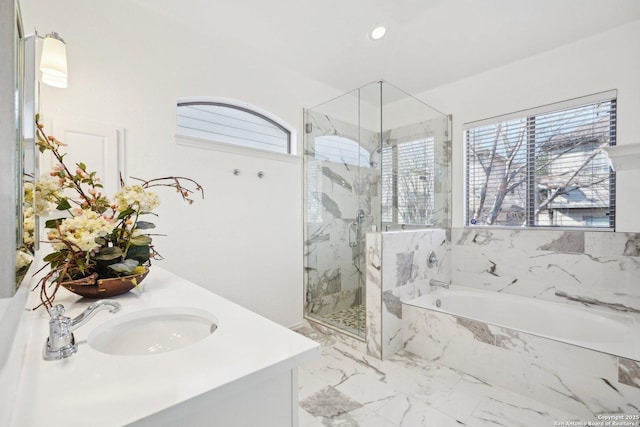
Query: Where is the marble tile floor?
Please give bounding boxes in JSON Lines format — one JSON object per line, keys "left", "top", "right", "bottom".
{"left": 295, "top": 326, "right": 584, "bottom": 427}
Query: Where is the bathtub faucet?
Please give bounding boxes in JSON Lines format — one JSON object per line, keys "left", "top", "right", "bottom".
{"left": 429, "top": 279, "right": 450, "bottom": 289}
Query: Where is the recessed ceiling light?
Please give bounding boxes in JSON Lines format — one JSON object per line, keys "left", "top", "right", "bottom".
{"left": 369, "top": 26, "right": 387, "bottom": 41}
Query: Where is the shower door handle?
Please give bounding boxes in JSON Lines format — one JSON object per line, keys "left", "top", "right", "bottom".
{"left": 348, "top": 222, "right": 358, "bottom": 247}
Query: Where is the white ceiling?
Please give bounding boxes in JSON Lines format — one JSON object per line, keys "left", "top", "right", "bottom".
{"left": 132, "top": 0, "right": 640, "bottom": 95}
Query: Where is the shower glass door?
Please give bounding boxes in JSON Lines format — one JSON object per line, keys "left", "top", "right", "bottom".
{"left": 303, "top": 80, "right": 450, "bottom": 339}
{"left": 303, "top": 84, "right": 381, "bottom": 338}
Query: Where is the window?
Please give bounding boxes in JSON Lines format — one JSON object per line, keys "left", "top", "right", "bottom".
{"left": 465, "top": 92, "right": 616, "bottom": 229}
{"left": 382, "top": 137, "right": 436, "bottom": 225}
{"left": 176, "top": 100, "right": 292, "bottom": 154}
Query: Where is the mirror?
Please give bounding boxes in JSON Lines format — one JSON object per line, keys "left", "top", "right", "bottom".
{"left": 16, "top": 33, "right": 37, "bottom": 288}
{"left": 15, "top": 4, "right": 28, "bottom": 287}
{"left": 1, "top": 0, "right": 35, "bottom": 298}
{"left": 0, "top": 0, "right": 19, "bottom": 297}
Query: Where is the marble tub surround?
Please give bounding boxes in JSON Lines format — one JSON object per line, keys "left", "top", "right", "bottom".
{"left": 381, "top": 229, "right": 450, "bottom": 290}
{"left": 362, "top": 227, "right": 640, "bottom": 361}
{"left": 365, "top": 232, "right": 383, "bottom": 358}
{"left": 365, "top": 229, "right": 451, "bottom": 359}
{"left": 402, "top": 302, "right": 640, "bottom": 420}
{"left": 5, "top": 267, "right": 319, "bottom": 427}
{"left": 407, "top": 286, "right": 639, "bottom": 360}
{"left": 295, "top": 325, "right": 582, "bottom": 427}
{"left": 451, "top": 228, "right": 640, "bottom": 313}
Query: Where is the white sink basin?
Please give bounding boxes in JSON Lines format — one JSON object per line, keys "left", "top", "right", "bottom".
{"left": 88, "top": 307, "right": 218, "bottom": 356}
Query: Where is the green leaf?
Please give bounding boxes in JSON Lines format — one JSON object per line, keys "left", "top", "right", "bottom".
{"left": 129, "top": 235, "right": 152, "bottom": 246}
{"left": 56, "top": 199, "right": 71, "bottom": 211}
{"left": 135, "top": 221, "right": 156, "bottom": 230}
{"left": 108, "top": 259, "right": 139, "bottom": 274}
{"left": 117, "top": 208, "right": 135, "bottom": 220}
{"left": 93, "top": 246, "right": 123, "bottom": 261}
{"left": 109, "top": 258, "right": 140, "bottom": 274}
{"left": 45, "top": 218, "right": 65, "bottom": 229}
{"left": 75, "top": 258, "right": 85, "bottom": 275}
{"left": 43, "top": 251, "right": 62, "bottom": 262}
{"left": 126, "top": 245, "right": 150, "bottom": 263}
{"left": 78, "top": 162, "right": 86, "bottom": 171}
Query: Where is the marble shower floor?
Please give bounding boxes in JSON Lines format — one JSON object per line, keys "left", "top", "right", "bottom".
{"left": 295, "top": 326, "right": 582, "bottom": 427}
{"left": 321, "top": 305, "right": 366, "bottom": 336}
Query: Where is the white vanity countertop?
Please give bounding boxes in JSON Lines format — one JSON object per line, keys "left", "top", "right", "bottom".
{"left": 8, "top": 267, "right": 320, "bottom": 427}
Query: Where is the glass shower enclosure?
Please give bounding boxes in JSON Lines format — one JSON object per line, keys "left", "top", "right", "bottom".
{"left": 304, "top": 80, "right": 451, "bottom": 338}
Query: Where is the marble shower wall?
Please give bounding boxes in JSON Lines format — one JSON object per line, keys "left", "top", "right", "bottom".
{"left": 305, "top": 158, "right": 380, "bottom": 317}
{"left": 451, "top": 228, "right": 640, "bottom": 313}
{"left": 304, "top": 111, "right": 381, "bottom": 320}
{"left": 365, "top": 229, "right": 451, "bottom": 359}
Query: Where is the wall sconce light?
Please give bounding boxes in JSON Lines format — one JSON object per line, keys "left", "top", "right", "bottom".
{"left": 40, "top": 32, "right": 67, "bottom": 88}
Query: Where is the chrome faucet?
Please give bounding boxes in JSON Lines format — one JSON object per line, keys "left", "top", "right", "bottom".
{"left": 429, "top": 278, "right": 450, "bottom": 289}
{"left": 43, "top": 299, "right": 121, "bottom": 361}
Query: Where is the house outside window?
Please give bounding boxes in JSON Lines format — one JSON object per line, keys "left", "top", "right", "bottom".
{"left": 465, "top": 91, "right": 616, "bottom": 229}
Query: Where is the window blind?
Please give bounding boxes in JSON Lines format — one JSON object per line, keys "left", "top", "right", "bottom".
{"left": 465, "top": 96, "right": 616, "bottom": 228}
{"left": 177, "top": 102, "right": 291, "bottom": 154}
{"left": 382, "top": 137, "right": 435, "bottom": 225}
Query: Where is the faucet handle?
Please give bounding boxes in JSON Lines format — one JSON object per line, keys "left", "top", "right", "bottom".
{"left": 48, "top": 304, "right": 67, "bottom": 319}
{"left": 44, "top": 304, "right": 76, "bottom": 361}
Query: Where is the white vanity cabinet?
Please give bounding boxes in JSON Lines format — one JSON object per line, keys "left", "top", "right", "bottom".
{"left": 5, "top": 267, "right": 319, "bottom": 427}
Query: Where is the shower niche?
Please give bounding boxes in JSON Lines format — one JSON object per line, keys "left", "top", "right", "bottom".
{"left": 304, "top": 80, "right": 451, "bottom": 339}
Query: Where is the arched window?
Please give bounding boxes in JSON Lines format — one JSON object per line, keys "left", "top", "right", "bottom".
{"left": 176, "top": 99, "right": 293, "bottom": 154}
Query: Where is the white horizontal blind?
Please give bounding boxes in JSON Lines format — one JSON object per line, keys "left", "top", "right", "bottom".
{"left": 382, "top": 138, "right": 435, "bottom": 225}
{"left": 466, "top": 96, "right": 616, "bottom": 228}
{"left": 381, "top": 145, "right": 394, "bottom": 222}
{"left": 176, "top": 102, "right": 291, "bottom": 154}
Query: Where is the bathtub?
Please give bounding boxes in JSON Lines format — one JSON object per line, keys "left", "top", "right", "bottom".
{"left": 402, "top": 286, "right": 640, "bottom": 418}
{"left": 405, "top": 286, "right": 640, "bottom": 361}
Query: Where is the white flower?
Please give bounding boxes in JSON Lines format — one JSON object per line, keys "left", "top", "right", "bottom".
{"left": 23, "top": 207, "right": 35, "bottom": 247}
{"left": 16, "top": 250, "right": 33, "bottom": 270}
{"left": 113, "top": 185, "right": 159, "bottom": 212}
{"left": 24, "top": 176, "right": 61, "bottom": 216}
{"left": 48, "top": 210, "right": 116, "bottom": 252}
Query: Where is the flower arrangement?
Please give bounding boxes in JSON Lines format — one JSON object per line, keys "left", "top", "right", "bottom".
{"left": 34, "top": 118, "right": 203, "bottom": 309}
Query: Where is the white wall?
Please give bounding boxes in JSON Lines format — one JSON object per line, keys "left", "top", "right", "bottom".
{"left": 418, "top": 19, "right": 640, "bottom": 231}
{"left": 20, "top": 0, "right": 340, "bottom": 327}
{"left": 20, "top": 0, "right": 640, "bottom": 326}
